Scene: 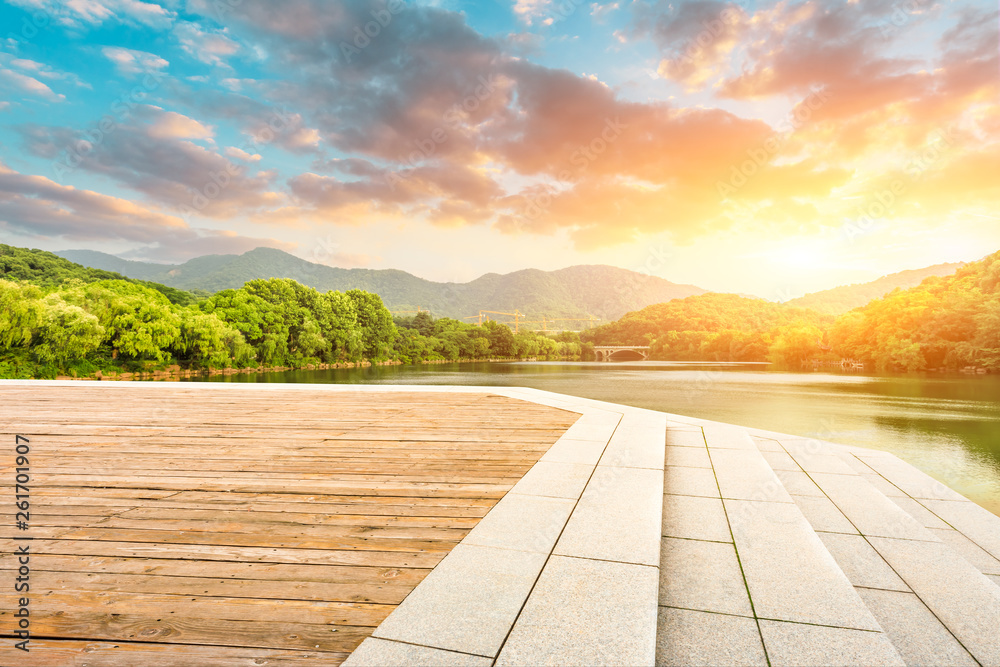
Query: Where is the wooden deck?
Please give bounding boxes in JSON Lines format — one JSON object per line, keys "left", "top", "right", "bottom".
{"left": 0, "top": 384, "right": 579, "bottom": 666}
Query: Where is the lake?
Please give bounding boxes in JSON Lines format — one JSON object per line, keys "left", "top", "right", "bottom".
{"left": 185, "top": 361, "right": 1000, "bottom": 516}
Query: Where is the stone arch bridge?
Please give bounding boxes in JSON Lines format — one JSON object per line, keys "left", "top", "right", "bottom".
{"left": 593, "top": 345, "right": 651, "bottom": 362}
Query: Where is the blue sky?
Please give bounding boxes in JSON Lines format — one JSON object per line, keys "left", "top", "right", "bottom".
{"left": 0, "top": 0, "right": 998, "bottom": 298}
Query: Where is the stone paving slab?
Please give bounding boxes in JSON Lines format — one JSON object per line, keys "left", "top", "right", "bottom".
{"left": 540, "top": 437, "right": 608, "bottom": 465}
{"left": 758, "top": 621, "right": 904, "bottom": 667}
{"left": 725, "top": 499, "right": 881, "bottom": 631}
{"left": 867, "top": 536, "right": 1000, "bottom": 666}
{"left": 919, "top": 497, "right": 1000, "bottom": 561}
{"left": 856, "top": 588, "right": 979, "bottom": 667}
{"left": 371, "top": 543, "right": 547, "bottom": 657}
{"left": 855, "top": 453, "right": 968, "bottom": 501}
{"left": 838, "top": 452, "right": 876, "bottom": 474}
{"left": 930, "top": 527, "right": 1000, "bottom": 576}
{"left": 783, "top": 449, "right": 857, "bottom": 476}
{"left": 760, "top": 449, "right": 800, "bottom": 471}
{"left": 888, "top": 495, "right": 951, "bottom": 529}
{"left": 559, "top": 419, "right": 619, "bottom": 444}
{"left": 774, "top": 469, "right": 825, "bottom": 497}
{"left": 496, "top": 556, "right": 658, "bottom": 667}
{"left": 859, "top": 471, "right": 908, "bottom": 498}
{"left": 509, "top": 460, "right": 594, "bottom": 499}
{"left": 710, "top": 448, "right": 793, "bottom": 503}
{"left": 664, "top": 465, "right": 720, "bottom": 498}
{"left": 462, "top": 492, "right": 576, "bottom": 554}
{"left": 666, "top": 429, "right": 707, "bottom": 448}
{"left": 662, "top": 494, "right": 733, "bottom": 543}
{"left": 343, "top": 639, "right": 493, "bottom": 667}
{"left": 656, "top": 608, "right": 767, "bottom": 667}
{"left": 554, "top": 465, "right": 663, "bottom": 566}
{"left": 752, "top": 437, "right": 784, "bottom": 452}
{"left": 703, "top": 425, "right": 758, "bottom": 450}
{"left": 810, "top": 472, "right": 937, "bottom": 542}
{"left": 791, "top": 494, "right": 859, "bottom": 534}
{"left": 816, "top": 532, "right": 909, "bottom": 592}
{"left": 665, "top": 445, "right": 713, "bottom": 469}
{"left": 659, "top": 537, "right": 753, "bottom": 616}
{"left": 601, "top": 420, "right": 667, "bottom": 469}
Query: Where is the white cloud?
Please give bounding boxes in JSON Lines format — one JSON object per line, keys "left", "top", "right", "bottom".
{"left": 102, "top": 46, "right": 169, "bottom": 76}
{"left": 513, "top": 0, "right": 554, "bottom": 26}
{"left": 0, "top": 68, "right": 65, "bottom": 102}
{"left": 8, "top": 0, "right": 175, "bottom": 30}
{"left": 147, "top": 111, "right": 214, "bottom": 140}
{"left": 225, "top": 146, "right": 262, "bottom": 162}
{"left": 8, "top": 57, "right": 92, "bottom": 88}
{"left": 174, "top": 21, "right": 240, "bottom": 67}
{"left": 590, "top": 2, "right": 620, "bottom": 23}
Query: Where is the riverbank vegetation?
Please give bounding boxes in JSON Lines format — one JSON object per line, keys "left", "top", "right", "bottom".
{"left": 392, "top": 311, "right": 586, "bottom": 363}
{"left": 0, "top": 248, "right": 586, "bottom": 378}
{"left": 0, "top": 276, "right": 401, "bottom": 379}
{"left": 583, "top": 251, "right": 1000, "bottom": 372}
{"left": 2, "top": 245, "right": 996, "bottom": 377}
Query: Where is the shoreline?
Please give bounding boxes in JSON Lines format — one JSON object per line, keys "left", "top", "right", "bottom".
{"left": 51, "top": 356, "right": 556, "bottom": 382}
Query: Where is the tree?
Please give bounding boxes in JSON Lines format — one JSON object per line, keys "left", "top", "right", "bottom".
{"left": 769, "top": 324, "right": 824, "bottom": 367}
{"left": 174, "top": 309, "right": 255, "bottom": 368}
{"left": 0, "top": 280, "right": 43, "bottom": 348}
{"left": 346, "top": 289, "right": 397, "bottom": 359}
{"left": 321, "top": 291, "right": 363, "bottom": 361}
{"left": 66, "top": 280, "right": 180, "bottom": 361}
{"left": 32, "top": 294, "right": 104, "bottom": 365}
{"left": 483, "top": 321, "right": 515, "bottom": 357}
{"left": 201, "top": 288, "right": 291, "bottom": 365}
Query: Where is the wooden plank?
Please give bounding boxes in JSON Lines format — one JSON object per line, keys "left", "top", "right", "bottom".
{"left": 0, "top": 639, "right": 344, "bottom": 667}
{"left": 1, "top": 570, "right": 418, "bottom": 605}
{"left": 0, "top": 539, "right": 447, "bottom": 568}
{"left": 0, "top": 554, "right": 432, "bottom": 585}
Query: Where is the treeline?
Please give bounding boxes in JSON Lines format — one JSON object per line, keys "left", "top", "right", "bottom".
{"left": 0, "top": 274, "right": 586, "bottom": 378}
{"left": 0, "top": 277, "right": 397, "bottom": 378}
{"left": 581, "top": 293, "right": 835, "bottom": 366}
{"left": 831, "top": 251, "right": 1000, "bottom": 371}
{"left": 1, "top": 244, "right": 209, "bottom": 306}
{"left": 393, "top": 311, "right": 586, "bottom": 362}
{"left": 583, "top": 251, "right": 1000, "bottom": 372}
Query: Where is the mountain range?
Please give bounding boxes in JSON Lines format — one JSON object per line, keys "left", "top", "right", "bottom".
{"left": 54, "top": 247, "right": 707, "bottom": 322}
{"left": 52, "top": 247, "right": 969, "bottom": 322}
{"left": 785, "top": 263, "right": 965, "bottom": 315}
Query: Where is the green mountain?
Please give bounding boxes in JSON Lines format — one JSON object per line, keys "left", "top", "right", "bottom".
{"left": 831, "top": 250, "right": 1000, "bottom": 370}
{"left": 1, "top": 245, "right": 205, "bottom": 306}
{"left": 54, "top": 247, "right": 707, "bottom": 322}
{"left": 785, "top": 263, "right": 964, "bottom": 315}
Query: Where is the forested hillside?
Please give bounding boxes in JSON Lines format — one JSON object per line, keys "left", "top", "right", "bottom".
{"left": 0, "top": 250, "right": 587, "bottom": 378}
{"left": 786, "top": 263, "right": 964, "bottom": 314}
{"left": 1, "top": 245, "right": 207, "bottom": 306}
{"left": 56, "top": 247, "right": 706, "bottom": 320}
{"left": 831, "top": 251, "right": 1000, "bottom": 371}
{"left": 585, "top": 252, "right": 1000, "bottom": 371}
{"left": 582, "top": 293, "right": 834, "bottom": 365}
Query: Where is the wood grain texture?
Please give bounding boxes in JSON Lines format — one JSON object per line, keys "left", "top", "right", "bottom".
{"left": 0, "top": 385, "right": 578, "bottom": 666}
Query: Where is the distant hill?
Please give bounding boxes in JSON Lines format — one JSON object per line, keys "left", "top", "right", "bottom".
{"left": 0, "top": 245, "right": 205, "bottom": 306}
{"left": 55, "top": 247, "right": 707, "bottom": 321}
{"left": 785, "top": 263, "right": 965, "bottom": 315}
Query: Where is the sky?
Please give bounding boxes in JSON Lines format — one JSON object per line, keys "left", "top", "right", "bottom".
{"left": 0, "top": 0, "right": 997, "bottom": 299}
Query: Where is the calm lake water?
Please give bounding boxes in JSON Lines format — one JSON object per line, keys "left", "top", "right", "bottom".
{"left": 186, "top": 361, "right": 1000, "bottom": 516}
